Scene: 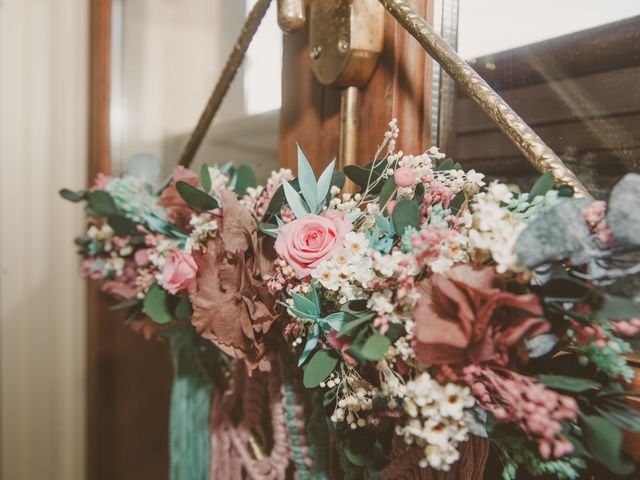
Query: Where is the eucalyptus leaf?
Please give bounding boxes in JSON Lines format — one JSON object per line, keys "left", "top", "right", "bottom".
{"left": 291, "top": 291, "right": 319, "bottom": 317}
{"left": 303, "top": 350, "right": 339, "bottom": 388}
{"left": 529, "top": 171, "right": 555, "bottom": 199}
{"left": 297, "top": 145, "right": 319, "bottom": 212}
{"left": 449, "top": 191, "right": 466, "bottom": 214}
{"left": 88, "top": 191, "right": 119, "bottom": 216}
{"left": 200, "top": 164, "right": 212, "bottom": 192}
{"left": 176, "top": 181, "right": 218, "bottom": 211}
{"left": 537, "top": 374, "right": 601, "bottom": 393}
{"left": 283, "top": 180, "right": 309, "bottom": 219}
{"left": 344, "top": 165, "right": 378, "bottom": 192}
{"left": 316, "top": 158, "right": 337, "bottom": 207}
{"left": 361, "top": 331, "right": 391, "bottom": 361}
{"left": 143, "top": 283, "right": 172, "bottom": 324}
{"left": 435, "top": 158, "right": 454, "bottom": 171}
{"left": 108, "top": 214, "right": 138, "bottom": 235}
{"left": 391, "top": 199, "right": 420, "bottom": 236}
{"left": 299, "top": 324, "right": 320, "bottom": 366}
{"left": 233, "top": 165, "right": 257, "bottom": 197}
{"left": 59, "top": 188, "right": 85, "bottom": 203}
{"left": 582, "top": 415, "right": 634, "bottom": 475}
{"left": 174, "top": 296, "right": 193, "bottom": 321}
{"left": 378, "top": 177, "right": 396, "bottom": 208}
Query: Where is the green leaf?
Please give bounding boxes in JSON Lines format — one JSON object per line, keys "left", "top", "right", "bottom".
{"left": 530, "top": 171, "right": 555, "bottom": 199}
{"left": 537, "top": 374, "right": 600, "bottom": 393}
{"left": 59, "top": 188, "right": 85, "bottom": 203}
{"left": 595, "top": 295, "right": 640, "bottom": 320}
{"left": 308, "top": 282, "right": 320, "bottom": 311}
{"left": 303, "top": 350, "right": 339, "bottom": 388}
{"left": 316, "top": 158, "right": 337, "bottom": 208}
{"left": 200, "top": 164, "right": 212, "bottom": 192}
{"left": 110, "top": 298, "right": 141, "bottom": 311}
{"left": 88, "top": 191, "right": 119, "bottom": 216}
{"left": 291, "top": 291, "right": 319, "bottom": 317}
{"left": 233, "top": 164, "right": 257, "bottom": 197}
{"left": 391, "top": 199, "right": 420, "bottom": 236}
{"left": 297, "top": 145, "right": 318, "bottom": 212}
{"left": 176, "top": 181, "right": 218, "bottom": 211}
{"left": 449, "top": 191, "right": 466, "bottom": 214}
{"left": 108, "top": 214, "right": 138, "bottom": 235}
{"left": 322, "top": 312, "right": 354, "bottom": 332}
{"left": 593, "top": 393, "right": 640, "bottom": 433}
{"left": 174, "top": 296, "right": 193, "bottom": 320}
{"left": 282, "top": 180, "right": 310, "bottom": 219}
{"left": 259, "top": 222, "right": 278, "bottom": 237}
{"left": 143, "top": 283, "right": 172, "bottom": 324}
{"left": 435, "top": 158, "right": 454, "bottom": 171}
{"left": 558, "top": 185, "right": 575, "bottom": 197}
{"left": 338, "top": 314, "right": 374, "bottom": 337}
{"left": 378, "top": 177, "right": 396, "bottom": 208}
{"left": 413, "top": 182, "right": 425, "bottom": 203}
{"left": 582, "top": 415, "right": 634, "bottom": 475}
{"left": 299, "top": 323, "right": 320, "bottom": 366}
{"left": 361, "top": 331, "right": 391, "bottom": 361}
{"left": 374, "top": 214, "right": 392, "bottom": 234}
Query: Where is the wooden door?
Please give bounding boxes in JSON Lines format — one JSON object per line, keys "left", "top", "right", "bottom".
{"left": 279, "top": 0, "right": 435, "bottom": 172}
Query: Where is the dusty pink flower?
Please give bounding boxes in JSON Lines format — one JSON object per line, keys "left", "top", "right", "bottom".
{"left": 581, "top": 200, "right": 606, "bottom": 225}
{"left": 134, "top": 248, "right": 150, "bottom": 266}
{"left": 412, "top": 265, "right": 548, "bottom": 366}
{"left": 161, "top": 249, "right": 197, "bottom": 294}
{"left": 274, "top": 210, "right": 351, "bottom": 278}
{"left": 394, "top": 167, "right": 416, "bottom": 188}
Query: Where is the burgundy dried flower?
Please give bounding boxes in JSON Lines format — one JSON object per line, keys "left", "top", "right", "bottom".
{"left": 412, "top": 264, "right": 548, "bottom": 366}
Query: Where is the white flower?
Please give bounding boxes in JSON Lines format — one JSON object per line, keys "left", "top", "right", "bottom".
{"left": 344, "top": 231, "right": 368, "bottom": 256}
{"left": 207, "top": 166, "right": 229, "bottom": 195}
{"left": 488, "top": 180, "right": 512, "bottom": 203}
{"left": 368, "top": 290, "right": 394, "bottom": 315}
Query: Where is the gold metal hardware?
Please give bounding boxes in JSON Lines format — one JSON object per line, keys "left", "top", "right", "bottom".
{"left": 378, "top": 0, "right": 589, "bottom": 197}
{"left": 339, "top": 86, "right": 360, "bottom": 192}
{"left": 309, "top": 0, "right": 385, "bottom": 88}
{"left": 277, "top": 0, "right": 306, "bottom": 33}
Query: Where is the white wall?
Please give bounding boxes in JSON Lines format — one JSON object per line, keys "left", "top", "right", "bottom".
{"left": 0, "top": 1, "right": 87, "bottom": 479}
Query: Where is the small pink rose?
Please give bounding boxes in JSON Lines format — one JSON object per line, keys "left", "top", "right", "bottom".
{"left": 386, "top": 200, "right": 397, "bottom": 214}
{"left": 394, "top": 167, "right": 415, "bottom": 188}
{"left": 162, "top": 249, "right": 198, "bottom": 294}
{"left": 274, "top": 211, "right": 351, "bottom": 278}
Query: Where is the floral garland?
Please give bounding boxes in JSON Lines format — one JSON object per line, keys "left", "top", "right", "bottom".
{"left": 62, "top": 121, "right": 640, "bottom": 479}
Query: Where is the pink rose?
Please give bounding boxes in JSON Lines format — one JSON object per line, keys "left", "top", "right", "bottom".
{"left": 134, "top": 248, "right": 150, "bottom": 266}
{"left": 162, "top": 249, "right": 198, "bottom": 294}
{"left": 394, "top": 167, "right": 415, "bottom": 188}
{"left": 274, "top": 211, "right": 351, "bottom": 278}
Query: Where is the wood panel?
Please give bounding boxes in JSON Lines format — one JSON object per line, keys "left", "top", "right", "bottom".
{"left": 279, "top": 0, "right": 434, "bottom": 174}
{"left": 88, "top": 2, "right": 173, "bottom": 479}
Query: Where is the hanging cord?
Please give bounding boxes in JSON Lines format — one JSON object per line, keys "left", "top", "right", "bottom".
{"left": 178, "top": 0, "right": 273, "bottom": 168}
{"left": 378, "top": 0, "right": 589, "bottom": 197}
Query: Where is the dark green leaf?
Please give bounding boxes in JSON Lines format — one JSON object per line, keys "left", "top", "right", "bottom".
{"left": 200, "top": 164, "right": 212, "bottom": 192}
{"left": 88, "top": 191, "right": 119, "bottom": 216}
{"left": 59, "top": 188, "right": 85, "bottom": 203}
{"left": 108, "top": 214, "right": 138, "bottom": 235}
{"left": 413, "top": 182, "right": 425, "bottom": 203}
{"left": 143, "top": 283, "right": 172, "bottom": 324}
{"left": 391, "top": 199, "right": 420, "bottom": 236}
{"left": 435, "top": 158, "right": 454, "bottom": 171}
{"left": 595, "top": 295, "right": 640, "bottom": 321}
{"left": 385, "top": 323, "right": 405, "bottom": 343}
{"left": 378, "top": 178, "right": 396, "bottom": 208}
{"left": 582, "top": 415, "right": 634, "bottom": 475}
{"left": 110, "top": 298, "right": 141, "bottom": 311}
{"left": 233, "top": 164, "right": 257, "bottom": 197}
{"left": 530, "top": 171, "right": 555, "bottom": 198}
{"left": 449, "top": 191, "right": 466, "bottom": 214}
{"left": 174, "top": 296, "right": 193, "bottom": 320}
{"left": 323, "top": 386, "right": 338, "bottom": 407}
{"left": 361, "top": 331, "right": 391, "bottom": 361}
{"left": 344, "top": 165, "right": 375, "bottom": 192}
{"left": 537, "top": 374, "right": 600, "bottom": 393}
{"left": 303, "top": 350, "right": 339, "bottom": 388}
{"left": 176, "top": 181, "right": 218, "bottom": 211}
{"left": 337, "top": 314, "right": 374, "bottom": 337}
{"left": 593, "top": 394, "right": 640, "bottom": 433}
